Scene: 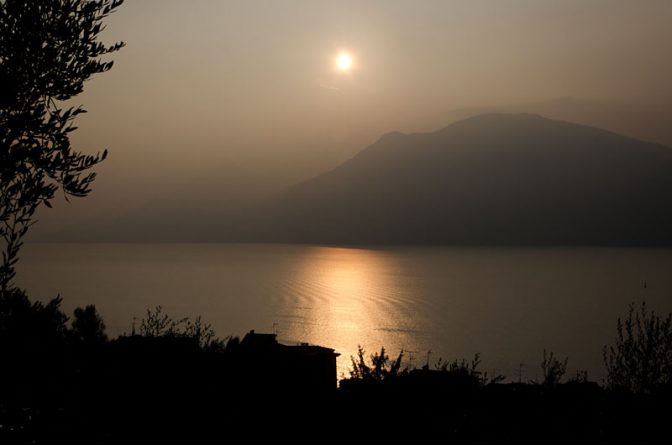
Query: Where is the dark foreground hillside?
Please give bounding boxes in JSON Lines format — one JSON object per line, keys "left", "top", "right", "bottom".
{"left": 2, "top": 343, "right": 670, "bottom": 444}
{"left": 1, "top": 295, "right": 671, "bottom": 444}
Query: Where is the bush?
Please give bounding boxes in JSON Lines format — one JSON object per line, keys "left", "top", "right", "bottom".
{"left": 349, "top": 346, "right": 406, "bottom": 382}
{"left": 137, "top": 305, "right": 220, "bottom": 350}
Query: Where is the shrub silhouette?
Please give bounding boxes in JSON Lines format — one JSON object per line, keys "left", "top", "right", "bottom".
{"left": 138, "top": 305, "right": 221, "bottom": 350}
{"left": 540, "top": 349, "right": 568, "bottom": 386}
{"left": 349, "top": 346, "right": 407, "bottom": 382}
{"left": 603, "top": 302, "right": 672, "bottom": 394}
{"left": 434, "top": 353, "right": 505, "bottom": 386}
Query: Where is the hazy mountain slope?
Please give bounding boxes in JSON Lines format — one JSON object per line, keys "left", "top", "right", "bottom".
{"left": 241, "top": 114, "right": 672, "bottom": 245}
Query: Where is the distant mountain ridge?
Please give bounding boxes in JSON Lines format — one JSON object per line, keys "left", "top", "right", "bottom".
{"left": 236, "top": 113, "right": 672, "bottom": 245}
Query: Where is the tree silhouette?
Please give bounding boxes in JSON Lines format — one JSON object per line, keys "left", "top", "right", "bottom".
{"left": 539, "top": 349, "right": 568, "bottom": 387}
{"left": 0, "top": 0, "right": 124, "bottom": 292}
{"left": 72, "top": 304, "right": 107, "bottom": 345}
{"left": 603, "top": 302, "right": 672, "bottom": 394}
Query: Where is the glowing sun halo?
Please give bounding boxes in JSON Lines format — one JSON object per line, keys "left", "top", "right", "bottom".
{"left": 336, "top": 52, "right": 353, "bottom": 71}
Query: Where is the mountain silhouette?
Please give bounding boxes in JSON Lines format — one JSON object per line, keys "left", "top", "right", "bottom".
{"left": 239, "top": 113, "right": 672, "bottom": 245}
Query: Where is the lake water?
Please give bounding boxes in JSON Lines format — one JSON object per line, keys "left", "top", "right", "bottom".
{"left": 16, "top": 243, "right": 672, "bottom": 381}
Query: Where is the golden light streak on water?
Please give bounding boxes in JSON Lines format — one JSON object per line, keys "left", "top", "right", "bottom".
{"left": 274, "top": 247, "right": 422, "bottom": 378}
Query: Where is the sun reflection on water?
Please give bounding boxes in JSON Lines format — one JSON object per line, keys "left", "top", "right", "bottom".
{"left": 274, "top": 246, "right": 423, "bottom": 378}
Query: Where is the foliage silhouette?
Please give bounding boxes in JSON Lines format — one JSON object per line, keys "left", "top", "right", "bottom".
{"left": 0, "top": 0, "right": 124, "bottom": 292}
{"left": 435, "top": 353, "right": 505, "bottom": 386}
{"left": 567, "top": 369, "right": 589, "bottom": 384}
{"left": 540, "top": 349, "right": 568, "bottom": 386}
{"left": 71, "top": 304, "right": 107, "bottom": 345}
{"left": 603, "top": 302, "right": 672, "bottom": 394}
{"left": 0, "top": 287, "right": 68, "bottom": 347}
{"left": 347, "top": 347, "right": 506, "bottom": 390}
{"left": 0, "top": 3, "right": 124, "bottom": 435}
{"left": 349, "top": 346, "right": 407, "bottom": 382}
{"left": 138, "top": 305, "right": 221, "bottom": 350}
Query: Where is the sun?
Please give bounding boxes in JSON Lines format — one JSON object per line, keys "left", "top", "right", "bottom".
{"left": 336, "top": 52, "right": 353, "bottom": 71}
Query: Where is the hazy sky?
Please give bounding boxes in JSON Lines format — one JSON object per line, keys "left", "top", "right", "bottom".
{"left": 38, "top": 0, "right": 672, "bottom": 236}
